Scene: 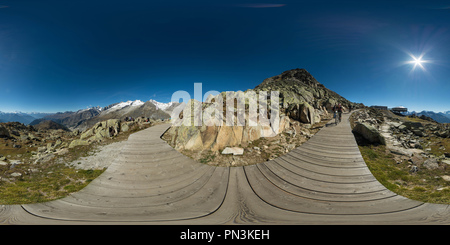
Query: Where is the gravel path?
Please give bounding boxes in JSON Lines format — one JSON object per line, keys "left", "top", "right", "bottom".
{"left": 66, "top": 140, "right": 128, "bottom": 170}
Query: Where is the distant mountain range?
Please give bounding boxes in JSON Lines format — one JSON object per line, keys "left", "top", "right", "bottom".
{"left": 0, "top": 111, "right": 53, "bottom": 125}
{"left": 2, "top": 97, "right": 449, "bottom": 130}
{"left": 0, "top": 100, "right": 179, "bottom": 131}
{"left": 406, "top": 111, "right": 450, "bottom": 124}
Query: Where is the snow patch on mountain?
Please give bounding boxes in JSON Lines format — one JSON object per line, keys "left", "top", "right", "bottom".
{"left": 105, "top": 100, "right": 145, "bottom": 113}
{"left": 149, "top": 99, "right": 176, "bottom": 111}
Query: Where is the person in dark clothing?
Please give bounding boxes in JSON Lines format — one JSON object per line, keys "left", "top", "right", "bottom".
{"left": 337, "top": 104, "right": 343, "bottom": 122}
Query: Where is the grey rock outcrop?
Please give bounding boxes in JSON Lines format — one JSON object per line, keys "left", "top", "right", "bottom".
{"left": 165, "top": 109, "right": 291, "bottom": 151}
{"left": 69, "top": 139, "right": 90, "bottom": 148}
{"left": 353, "top": 122, "right": 386, "bottom": 145}
{"left": 80, "top": 119, "right": 121, "bottom": 141}
{"left": 254, "top": 68, "right": 359, "bottom": 114}
{"left": 423, "top": 158, "right": 439, "bottom": 170}
{"left": 286, "top": 102, "right": 320, "bottom": 125}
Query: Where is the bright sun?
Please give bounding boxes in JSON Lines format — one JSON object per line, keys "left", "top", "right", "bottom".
{"left": 407, "top": 54, "right": 428, "bottom": 71}
{"left": 413, "top": 56, "right": 422, "bottom": 66}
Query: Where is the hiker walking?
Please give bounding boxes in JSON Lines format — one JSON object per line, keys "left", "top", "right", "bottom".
{"left": 332, "top": 104, "right": 339, "bottom": 125}
{"left": 337, "top": 103, "right": 343, "bottom": 122}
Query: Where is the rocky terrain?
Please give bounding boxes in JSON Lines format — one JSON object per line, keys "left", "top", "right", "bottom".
{"left": 351, "top": 108, "right": 450, "bottom": 191}
{"left": 162, "top": 68, "right": 359, "bottom": 167}
{"left": 22, "top": 100, "right": 177, "bottom": 133}
{"left": 0, "top": 117, "right": 161, "bottom": 184}
{"left": 0, "top": 97, "right": 177, "bottom": 188}
{"left": 163, "top": 109, "right": 332, "bottom": 167}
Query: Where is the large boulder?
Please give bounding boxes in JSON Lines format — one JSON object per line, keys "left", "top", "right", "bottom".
{"left": 121, "top": 121, "right": 136, "bottom": 132}
{"left": 0, "top": 125, "right": 10, "bottom": 138}
{"left": 435, "top": 130, "right": 449, "bottom": 138}
{"left": 403, "top": 121, "right": 423, "bottom": 130}
{"left": 423, "top": 158, "right": 439, "bottom": 170}
{"left": 323, "top": 97, "right": 338, "bottom": 112}
{"left": 80, "top": 126, "right": 96, "bottom": 140}
{"left": 286, "top": 102, "right": 317, "bottom": 124}
{"left": 69, "top": 139, "right": 90, "bottom": 148}
{"left": 80, "top": 119, "right": 121, "bottom": 141}
{"left": 353, "top": 122, "right": 386, "bottom": 145}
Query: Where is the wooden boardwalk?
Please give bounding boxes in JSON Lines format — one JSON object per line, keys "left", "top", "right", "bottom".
{"left": 1, "top": 112, "right": 450, "bottom": 224}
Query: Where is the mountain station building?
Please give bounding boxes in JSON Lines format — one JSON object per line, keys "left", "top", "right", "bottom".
{"left": 391, "top": 106, "right": 408, "bottom": 115}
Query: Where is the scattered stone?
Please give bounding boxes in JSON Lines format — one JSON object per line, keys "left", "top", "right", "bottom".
{"left": 10, "top": 172, "right": 22, "bottom": 177}
{"left": 286, "top": 144, "right": 296, "bottom": 150}
{"left": 72, "top": 129, "right": 80, "bottom": 136}
{"left": 33, "top": 153, "right": 54, "bottom": 165}
{"left": 221, "top": 147, "right": 244, "bottom": 156}
{"left": 422, "top": 158, "right": 439, "bottom": 170}
{"left": 56, "top": 148, "right": 69, "bottom": 156}
{"left": 9, "top": 160, "right": 22, "bottom": 169}
{"left": 410, "top": 165, "right": 419, "bottom": 173}
{"left": 389, "top": 146, "right": 413, "bottom": 157}
{"left": 441, "top": 159, "right": 450, "bottom": 166}
{"left": 441, "top": 175, "right": 450, "bottom": 182}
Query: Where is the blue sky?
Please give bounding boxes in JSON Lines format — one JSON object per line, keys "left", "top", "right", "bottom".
{"left": 0, "top": 0, "right": 449, "bottom": 113}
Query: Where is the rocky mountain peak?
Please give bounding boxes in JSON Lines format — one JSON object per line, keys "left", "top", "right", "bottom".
{"left": 254, "top": 68, "right": 355, "bottom": 113}
{"left": 256, "top": 68, "right": 321, "bottom": 89}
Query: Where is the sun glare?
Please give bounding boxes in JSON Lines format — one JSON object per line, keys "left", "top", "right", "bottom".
{"left": 407, "top": 54, "right": 428, "bottom": 71}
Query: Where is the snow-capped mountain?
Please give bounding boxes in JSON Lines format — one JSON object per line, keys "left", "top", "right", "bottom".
{"left": 73, "top": 99, "right": 173, "bottom": 131}
{"left": 148, "top": 99, "right": 177, "bottom": 111}
{"left": 102, "top": 100, "right": 145, "bottom": 114}
{"left": 1, "top": 99, "right": 178, "bottom": 130}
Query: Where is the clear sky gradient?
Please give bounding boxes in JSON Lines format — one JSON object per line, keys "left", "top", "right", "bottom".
{"left": 0, "top": 0, "right": 449, "bottom": 113}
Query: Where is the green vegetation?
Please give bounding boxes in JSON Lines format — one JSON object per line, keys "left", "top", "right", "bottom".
{"left": 426, "top": 137, "right": 450, "bottom": 157}
{"left": 199, "top": 150, "right": 216, "bottom": 164}
{"left": 0, "top": 165, "right": 103, "bottom": 205}
{"left": 0, "top": 121, "right": 156, "bottom": 205}
{"left": 359, "top": 144, "right": 450, "bottom": 204}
